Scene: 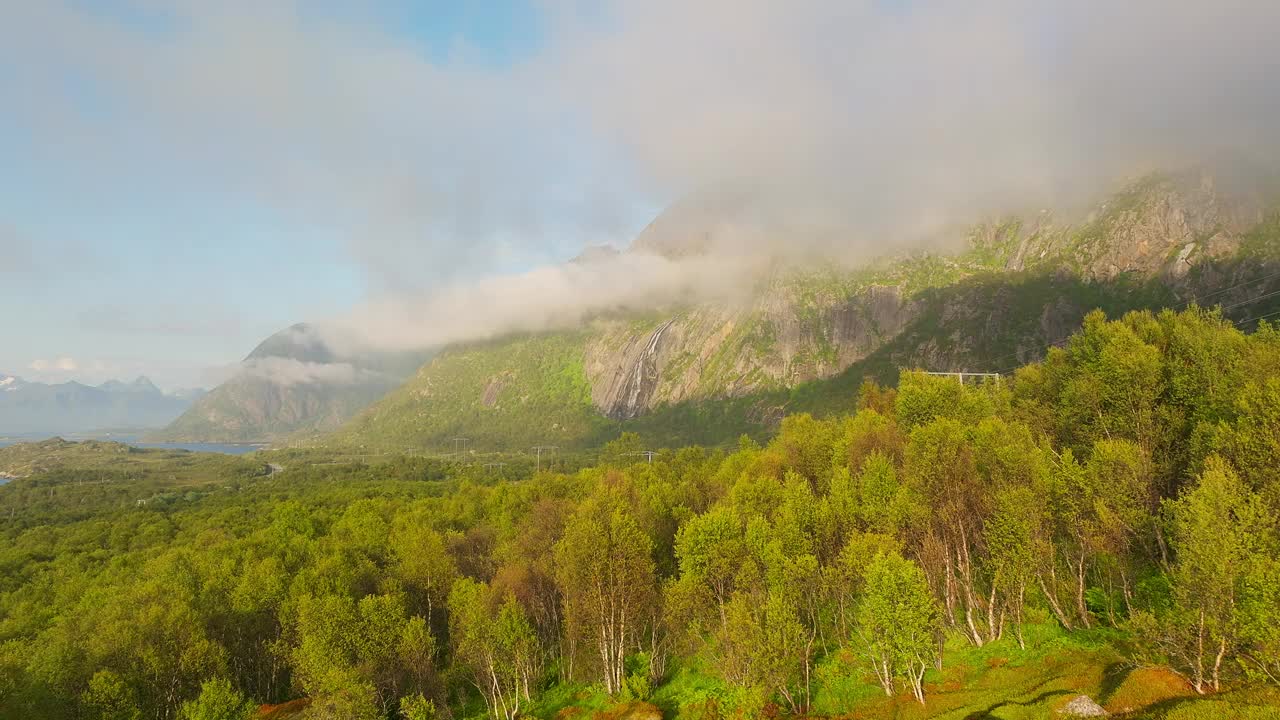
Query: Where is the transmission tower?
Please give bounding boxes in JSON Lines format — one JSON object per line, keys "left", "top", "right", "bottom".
{"left": 919, "top": 371, "right": 1002, "bottom": 386}
{"left": 532, "top": 445, "right": 559, "bottom": 472}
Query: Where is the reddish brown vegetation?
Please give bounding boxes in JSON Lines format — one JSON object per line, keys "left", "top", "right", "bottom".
{"left": 257, "top": 698, "right": 310, "bottom": 719}
{"left": 1103, "top": 666, "right": 1195, "bottom": 714}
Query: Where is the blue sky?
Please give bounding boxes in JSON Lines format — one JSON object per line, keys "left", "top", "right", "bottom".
{"left": 2, "top": 1, "right": 1276, "bottom": 389}
{"left": 0, "top": 0, "right": 638, "bottom": 389}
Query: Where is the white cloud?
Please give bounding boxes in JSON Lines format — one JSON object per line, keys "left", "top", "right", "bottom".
{"left": 0, "top": 2, "right": 637, "bottom": 291}
{"left": 547, "top": 0, "right": 1280, "bottom": 244}
{"left": 19, "top": 356, "right": 197, "bottom": 391}
{"left": 323, "top": 248, "right": 768, "bottom": 352}
{"left": 239, "top": 357, "right": 370, "bottom": 387}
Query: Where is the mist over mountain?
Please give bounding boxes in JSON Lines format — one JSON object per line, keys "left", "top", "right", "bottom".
{"left": 332, "top": 169, "right": 1280, "bottom": 451}
{"left": 0, "top": 373, "right": 196, "bottom": 435}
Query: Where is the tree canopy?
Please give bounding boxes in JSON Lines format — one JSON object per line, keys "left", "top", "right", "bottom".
{"left": 2, "top": 308, "right": 1280, "bottom": 719}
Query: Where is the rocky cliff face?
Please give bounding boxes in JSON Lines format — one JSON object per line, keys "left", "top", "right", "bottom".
{"left": 584, "top": 283, "right": 914, "bottom": 419}
{"left": 998, "top": 172, "right": 1260, "bottom": 280}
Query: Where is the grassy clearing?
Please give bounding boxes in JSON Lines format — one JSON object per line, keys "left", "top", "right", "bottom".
{"left": 528, "top": 682, "right": 614, "bottom": 719}
{"left": 812, "top": 624, "right": 1120, "bottom": 720}
{"left": 535, "top": 621, "right": 1275, "bottom": 719}
{"left": 557, "top": 624, "right": 1132, "bottom": 720}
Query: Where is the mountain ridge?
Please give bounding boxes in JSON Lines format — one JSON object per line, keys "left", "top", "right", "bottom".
{"left": 327, "top": 171, "right": 1280, "bottom": 452}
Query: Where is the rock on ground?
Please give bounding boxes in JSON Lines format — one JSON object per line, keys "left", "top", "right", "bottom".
{"left": 1061, "top": 694, "right": 1109, "bottom": 717}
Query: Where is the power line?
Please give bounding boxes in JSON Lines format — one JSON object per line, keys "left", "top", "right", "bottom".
{"left": 1219, "top": 286, "right": 1280, "bottom": 312}
{"left": 1235, "top": 307, "right": 1280, "bottom": 327}
{"left": 992, "top": 338, "right": 1071, "bottom": 375}
{"left": 1187, "top": 267, "right": 1280, "bottom": 304}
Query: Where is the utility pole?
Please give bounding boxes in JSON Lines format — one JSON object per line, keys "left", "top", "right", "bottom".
{"left": 450, "top": 436, "right": 470, "bottom": 458}
{"left": 626, "top": 450, "right": 658, "bottom": 464}
{"left": 532, "top": 445, "right": 559, "bottom": 472}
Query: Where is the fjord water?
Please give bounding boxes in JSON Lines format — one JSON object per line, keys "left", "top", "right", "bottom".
{"left": 0, "top": 435, "right": 263, "bottom": 455}
{"left": 129, "top": 441, "right": 264, "bottom": 455}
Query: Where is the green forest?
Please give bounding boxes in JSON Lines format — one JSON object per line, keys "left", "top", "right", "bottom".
{"left": 4, "top": 308, "right": 1280, "bottom": 719}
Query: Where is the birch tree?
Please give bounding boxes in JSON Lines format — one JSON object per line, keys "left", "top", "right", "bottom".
{"left": 855, "top": 552, "right": 940, "bottom": 704}
{"left": 718, "top": 591, "right": 812, "bottom": 714}
{"left": 554, "top": 503, "right": 656, "bottom": 695}
{"left": 447, "top": 579, "right": 540, "bottom": 720}
{"left": 1142, "top": 458, "right": 1264, "bottom": 693}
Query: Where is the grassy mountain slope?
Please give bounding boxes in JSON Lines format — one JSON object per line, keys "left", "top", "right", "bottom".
{"left": 332, "top": 332, "right": 618, "bottom": 452}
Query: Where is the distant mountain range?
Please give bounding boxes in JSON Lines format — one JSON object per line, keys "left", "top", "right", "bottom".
{"left": 0, "top": 374, "right": 200, "bottom": 435}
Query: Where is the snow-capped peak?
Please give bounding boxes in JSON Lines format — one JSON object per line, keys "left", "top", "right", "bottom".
{"left": 0, "top": 375, "right": 19, "bottom": 391}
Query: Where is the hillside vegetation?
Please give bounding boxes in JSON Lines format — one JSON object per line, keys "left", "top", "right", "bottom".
{"left": 3, "top": 308, "right": 1280, "bottom": 719}
{"left": 334, "top": 332, "right": 617, "bottom": 452}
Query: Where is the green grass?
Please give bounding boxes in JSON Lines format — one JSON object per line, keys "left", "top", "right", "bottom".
{"left": 545, "top": 622, "right": 1278, "bottom": 720}
{"left": 528, "top": 621, "right": 1277, "bottom": 719}
{"left": 1137, "top": 688, "right": 1280, "bottom": 720}
{"left": 812, "top": 625, "right": 1122, "bottom": 720}
{"left": 0, "top": 437, "right": 267, "bottom": 483}
{"left": 526, "top": 682, "right": 614, "bottom": 719}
